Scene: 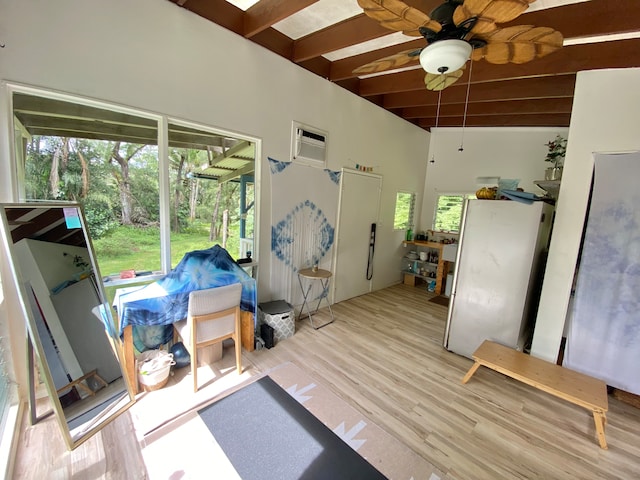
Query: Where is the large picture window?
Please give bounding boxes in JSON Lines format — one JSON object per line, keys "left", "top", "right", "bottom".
{"left": 14, "top": 92, "right": 163, "bottom": 276}
{"left": 167, "top": 121, "right": 255, "bottom": 267}
{"left": 11, "top": 88, "right": 257, "bottom": 283}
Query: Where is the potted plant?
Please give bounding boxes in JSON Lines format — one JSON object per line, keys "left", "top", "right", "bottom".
{"left": 544, "top": 134, "right": 567, "bottom": 180}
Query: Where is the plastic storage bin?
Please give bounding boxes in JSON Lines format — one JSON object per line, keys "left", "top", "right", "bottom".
{"left": 258, "top": 300, "right": 295, "bottom": 343}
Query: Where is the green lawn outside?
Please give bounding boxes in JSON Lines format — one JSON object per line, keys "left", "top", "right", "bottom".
{"left": 93, "top": 223, "right": 241, "bottom": 276}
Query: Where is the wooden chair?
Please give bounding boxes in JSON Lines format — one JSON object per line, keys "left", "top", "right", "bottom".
{"left": 173, "top": 283, "right": 242, "bottom": 392}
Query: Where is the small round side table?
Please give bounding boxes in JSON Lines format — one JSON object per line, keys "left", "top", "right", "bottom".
{"left": 297, "top": 268, "right": 335, "bottom": 329}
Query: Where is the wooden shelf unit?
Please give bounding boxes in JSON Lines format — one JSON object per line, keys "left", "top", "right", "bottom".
{"left": 402, "top": 241, "right": 450, "bottom": 295}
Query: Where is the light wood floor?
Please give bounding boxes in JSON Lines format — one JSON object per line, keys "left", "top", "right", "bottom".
{"left": 12, "top": 284, "right": 640, "bottom": 479}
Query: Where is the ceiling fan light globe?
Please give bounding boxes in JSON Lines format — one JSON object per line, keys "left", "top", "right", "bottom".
{"left": 419, "top": 39, "right": 472, "bottom": 74}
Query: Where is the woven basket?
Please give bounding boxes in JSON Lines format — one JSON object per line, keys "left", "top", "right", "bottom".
{"left": 139, "top": 373, "right": 169, "bottom": 392}
{"left": 137, "top": 350, "right": 175, "bottom": 391}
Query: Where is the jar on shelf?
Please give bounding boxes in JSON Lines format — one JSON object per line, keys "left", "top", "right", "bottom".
{"left": 402, "top": 258, "right": 415, "bottom": 273}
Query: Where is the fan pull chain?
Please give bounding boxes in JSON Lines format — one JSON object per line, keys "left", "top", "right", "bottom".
{"left": 459, "top": 57, "right": 474, "bottom": 152}
{"left": 429, "top": 89, "right": 443, "bottom": 164}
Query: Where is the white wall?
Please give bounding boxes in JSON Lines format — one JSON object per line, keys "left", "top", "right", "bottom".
{"left": 420, "top": 127, "right": 568, "bottom": 231}
{"left": 14, "top": 240, "right": 85, "bottom": 381}
{"left": 18, "top": 241, "right": 89, "bottom": 292}
{"left": 0, "top": 0, "right": 429, "bottom": 390}
{"left": 531, "top": 68, "right": 640, "bottom": 362}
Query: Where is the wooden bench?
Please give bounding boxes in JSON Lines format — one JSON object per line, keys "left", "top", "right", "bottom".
{"left": 462, "top": 340, "right": 609, "bottom": 449}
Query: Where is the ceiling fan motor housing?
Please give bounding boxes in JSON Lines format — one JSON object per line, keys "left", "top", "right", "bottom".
{"left": 421, "top": 0, "right": 477, "bottom": 43}
{"left": 429, "top": 0, "right": 464, "bottom": 27}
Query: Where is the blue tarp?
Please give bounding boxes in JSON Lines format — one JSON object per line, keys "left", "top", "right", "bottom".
{"left": 117, "top": 245, "right": 256, "bottom": 350}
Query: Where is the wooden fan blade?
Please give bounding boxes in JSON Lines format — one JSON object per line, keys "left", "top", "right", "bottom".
{"left": 357, "top": 0, "right": 442, "bottom": 36}
{"left": 353, "top": 48, "right": 421, "bottom": 75}
{"left": 424, "top": 66, "right": 465, "bottom": 91}
{"left": 453, "top": 0, "right": 535, "bottom": 35}
{"left": 472, "top": 25, "right": 563, "bottom": 64}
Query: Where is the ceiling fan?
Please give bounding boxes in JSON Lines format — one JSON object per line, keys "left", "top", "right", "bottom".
{"left": 354, "top": 0, "right": 564, "bottom": 91}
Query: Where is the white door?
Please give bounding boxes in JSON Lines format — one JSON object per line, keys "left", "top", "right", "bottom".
{"left": 332, "top": 169, "right": 382, "bottom": 304}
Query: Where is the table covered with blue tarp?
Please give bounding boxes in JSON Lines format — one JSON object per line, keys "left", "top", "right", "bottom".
{"left": 116, "top": 245, "right": 256, "bottom": 351}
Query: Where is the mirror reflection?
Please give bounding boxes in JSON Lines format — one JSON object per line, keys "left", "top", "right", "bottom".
{"left": 0, "top": 202, "right": 135, "bottom": 449}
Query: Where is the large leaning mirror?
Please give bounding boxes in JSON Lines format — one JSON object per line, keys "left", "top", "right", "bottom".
{"left": 0, "top": 202, "right": 135, "bottom": 450}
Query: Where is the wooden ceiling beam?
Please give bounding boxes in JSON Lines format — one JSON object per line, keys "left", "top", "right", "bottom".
{"left": 177, "top": 0, "right": 298, "bottom": 58}
{"left": 470, "top": 37, "right": 640, "bottom": 84}
{"left": 39, "top": 222, "right": 85, "bottom": 246}
{"left": 360, "top": 39, "right": 640, "bottom": 96}
{"left": 250, "top": 28, "right": 294, "bottom": 59}
{"left": 334, "top": 77, "right": 361, "bottom": 95}
{"left": 10, "top": 209, "right": 66, "bottom": 244}
{"left": 176, "top": 0, "right": 244, "bottom": 35}
{"left": 244, "top": 0, "right": 319, "bottom": 38}
{"left": 359, "top": 68, "right": 423, "bottom": 96}
{"left": 293, "top": 14, "right": 389, "bottom": 63}
{"left": 5, "top": 207, "right": 35, "bottom": 222}
{"left": 402, "top": 98, "right": 574, "bottom": 119}
{"left": 298, "top": 56, "right": 332, "bottom": 78}
{"left": 418, "top": 113, "right": 571, "bottom": 129}
{"left": 502, "top": 0, "right": 640, "bottom": 40}
{"left": 292, "top": 0, "right": 443, "bottom": 63}
{"left": 383, "top": 75, "right": 576, "bottom": 108}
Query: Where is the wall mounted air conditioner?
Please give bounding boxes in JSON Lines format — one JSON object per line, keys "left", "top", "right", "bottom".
{"left": 291, "top": 121, "right": 327, "bottom": 168}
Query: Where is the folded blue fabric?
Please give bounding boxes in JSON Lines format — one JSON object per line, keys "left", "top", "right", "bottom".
{"left": 501, "top": 189, "right": 542, "bottom": 204}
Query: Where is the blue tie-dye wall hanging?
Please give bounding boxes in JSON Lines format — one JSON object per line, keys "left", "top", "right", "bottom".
{"left": 268, "top": 157, "right": 340, "bottom": 306}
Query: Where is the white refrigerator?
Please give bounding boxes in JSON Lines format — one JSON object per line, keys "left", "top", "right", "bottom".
{"left": 443, "top": 199, "right": 553, "bottom": 359}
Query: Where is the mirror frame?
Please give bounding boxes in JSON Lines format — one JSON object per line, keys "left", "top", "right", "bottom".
{"left": 0, "top": 201, "right": 136, "bottom": 450}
